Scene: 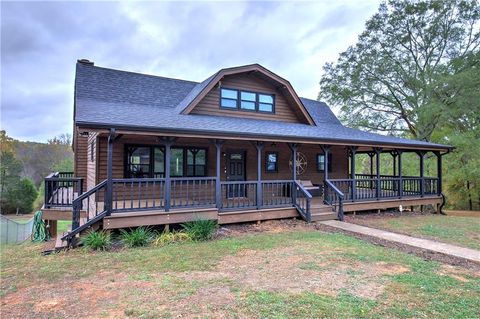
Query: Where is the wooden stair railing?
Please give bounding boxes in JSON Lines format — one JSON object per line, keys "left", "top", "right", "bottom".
{"left": 61, "top": 180, "right": 108, "bottom": 244}
{"left": 324, "top": 180, "right": 345, "bottom": 221}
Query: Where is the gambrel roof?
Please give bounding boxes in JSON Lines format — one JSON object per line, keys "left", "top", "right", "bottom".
{"left": 74, "top": 61, "right": 451, "bottom": 151}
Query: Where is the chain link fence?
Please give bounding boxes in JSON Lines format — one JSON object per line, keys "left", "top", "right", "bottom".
{"left": 0, "top": 215, "right": 34, "bottom": 244}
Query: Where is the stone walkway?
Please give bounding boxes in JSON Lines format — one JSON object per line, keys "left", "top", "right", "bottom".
{"left": 321, "top": 220, "right": 480, "bottom": 263}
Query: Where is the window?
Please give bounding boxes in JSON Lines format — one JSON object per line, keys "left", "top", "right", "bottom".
{"left": 187, "top": 148, "right": 207, "bottom": 177}
{"left": 240, "top": 91, "right": 256, "bottom": 110}
{"left": 317, "top": 153, "right": 332, "bottom": 172}
{"left": 220, "top": 88, "right": 238, "bottom": 108}
{"left": 125, "top": 145, "right": 206, "bottom": 178}
{"left": 265, "top": 152, "right": 278, "bottom": 172}
{"left": 220, "top": 88, "right": 274, "bottom": 113}
{"left": 258, "top": 94, "right": 274, "bottom": 112}
{"left": 126, "top": 146, "right": 153, "bottom": 178}
{"left": 170, "top": 148, "right": 184, "bottom": 177}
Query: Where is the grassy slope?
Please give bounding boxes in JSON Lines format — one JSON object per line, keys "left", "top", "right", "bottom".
{"left": 354, "top": 215, "right": 480, "bottom": 250}
{"left": 1, "top": 230, "right": 479, "bottom": 318}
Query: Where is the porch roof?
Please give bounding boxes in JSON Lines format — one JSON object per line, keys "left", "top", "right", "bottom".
{"left": 74, "top": 63, "right": 452, "bottom": 151}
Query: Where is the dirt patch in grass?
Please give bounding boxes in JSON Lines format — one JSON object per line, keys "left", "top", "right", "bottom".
{"left": 217, "top": 218, "right": 314, "bottom": 238}
{"left": 175, "top": 244, "right": 410, "bottom": 300}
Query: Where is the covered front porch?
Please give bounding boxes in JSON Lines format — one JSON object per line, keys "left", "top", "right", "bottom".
{"left": 43, "top": 129, "right": 446, "bottom": 241}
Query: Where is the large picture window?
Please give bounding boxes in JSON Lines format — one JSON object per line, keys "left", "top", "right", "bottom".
{"left": 316, "top": 153, "right": 332, "bottom": 172}
{"left": 125, "top": 145, "right": 207, "bottom": 178}
{"left": 220, "top": 88, "right": 275, "bottom": 113}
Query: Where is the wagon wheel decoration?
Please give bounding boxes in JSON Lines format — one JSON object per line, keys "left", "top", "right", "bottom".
{"left": 289, "top": 152, "right": 307, "bottom": 176}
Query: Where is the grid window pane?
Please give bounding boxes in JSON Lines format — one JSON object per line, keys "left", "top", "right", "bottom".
{"left": 259, "top": 94, "right": 273, "bottom": 104}
{"left": 259, "top": 103, "right": 273, "bottom": 112}
{"left": 240, "top": 101, "right": 255, "bottom": 110}
{"left": 221, "top": 98, "right": 237, "bottom": 108}
{"left": 241, "top": 91, "right": 256, "bottom": 101}
{"left": 266, "top": 153, "right": 278, "bottom": 172}
{"left": 221, "top": 88, "right": 237, "bottom": 99}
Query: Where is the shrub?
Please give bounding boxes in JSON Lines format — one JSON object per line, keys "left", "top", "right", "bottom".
{"left": 120, "top": 227, "right": 155, "bottom": 248}
{"left": 81, "top": 230, "right": 111, "bottom": 251}
{"left": 181, "top": 219, "right": 218, "bottom": 241}
{"left": 153, "top": 230, "right": 192, "bottom": 247}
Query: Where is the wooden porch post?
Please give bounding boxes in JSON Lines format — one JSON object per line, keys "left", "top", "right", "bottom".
{"left": 418, "top": 151, "right": 425, "bottom": 197}
{"left": 254, "top": 141, "right": 264, "bottom": 209}
{"left": 374, "top": 148, "right": 382, "bottom": 200}
{"left": 435, "top": 151, "right": 442, "bottom": 195}
{"left": 322, "top": 145, "right": 331, "bottom": 180}
{"left": 398, "top": 150, "right": 403, "bottom": 198}
{"left": 106, "top": 128, "right": 115, "bottom": 216}
{"left": 349, "top": 147, "right": 358, "bottom": 201}
{"left": 214, "top": 140, "right": 224, "bottom": 210}
{"left": 368, "top": 152, "right": 375, "bottom": 189}
{"left": 162, "top": 137, "right": 176, "bottom": 212}
{"left": 289, "top": 143, "right": 298, "bottom": 181}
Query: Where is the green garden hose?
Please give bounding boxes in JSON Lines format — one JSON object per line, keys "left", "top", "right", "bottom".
{"left": 31, "top": 211, "right": 49, "bottom": 242}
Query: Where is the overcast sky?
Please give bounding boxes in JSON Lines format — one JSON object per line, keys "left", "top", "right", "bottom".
{"left": 1, "top": 0, "right": 380, "bottom": 142}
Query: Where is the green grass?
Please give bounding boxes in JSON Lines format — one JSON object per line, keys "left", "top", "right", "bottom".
{"left": 356, "top": 215, "right": 480, "bottom": 249}
{"left": 57, "top": 220, "right": 71, "bottom": 233}
{"left": 1, "top": 230, "right": 479, "bottom": 318}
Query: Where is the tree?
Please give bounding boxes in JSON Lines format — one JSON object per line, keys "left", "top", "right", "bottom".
{"left": 0, "top": 151, "right": 23, "bottom": 211}
{"left": 319, "top": 0, "right": 479, "bottom": 141}
{"left": 5, "top": 178, "right": 38, "bottom": 215}
{"left": 318, "top": 0, "right": 480, "bottom": 209}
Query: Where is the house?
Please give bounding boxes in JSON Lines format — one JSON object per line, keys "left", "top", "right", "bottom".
{"left": 42, "top": 59, "right": 452, "bottom": 247}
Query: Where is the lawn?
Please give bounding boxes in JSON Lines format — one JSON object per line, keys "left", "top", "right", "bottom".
{"left": 1, "top": 226, "right": 479, "bottom": 318}
{"left": 350, "top": 214, "right": 480, "bottom": 250}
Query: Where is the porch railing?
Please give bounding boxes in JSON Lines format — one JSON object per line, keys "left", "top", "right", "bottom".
{"left": 112, "top": 178, "right": 166, "bottom": 212}
{"left": 262, "top": 180, "right": 294, "bottom": 207}
{"left": 220, "top": 181, "right": 257, "bottom": 209}
{"left": 293, "top": 181, "right": 312, "bottom": 222}
{"left": 324, "top": 180, "right": 345, "bottom": 221}
{"left": 171, "top": 177, "right": 216, "bottom": 209}
{"left": 327, "top": 177, "right": 439, "bottom": 202}
{"left": 44, "top": 172, "right": 83, "bottom": 208}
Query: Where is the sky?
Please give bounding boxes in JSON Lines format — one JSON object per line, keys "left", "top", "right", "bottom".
{"left": 1, "top": 0, "right": 381, "bottom": 142}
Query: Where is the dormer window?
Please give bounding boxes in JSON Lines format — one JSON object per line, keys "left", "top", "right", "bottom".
{"left": 220, "top": 88, "right": 275, "bottom": 113}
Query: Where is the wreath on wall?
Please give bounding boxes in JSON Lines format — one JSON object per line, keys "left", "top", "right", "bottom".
{"left": 289, "top": 152, "right": 307, "bottom": 176}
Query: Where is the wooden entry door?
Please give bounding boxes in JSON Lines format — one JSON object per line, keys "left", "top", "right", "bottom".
{"left": 226, "top": 151, "right": 246, "bottom": 197}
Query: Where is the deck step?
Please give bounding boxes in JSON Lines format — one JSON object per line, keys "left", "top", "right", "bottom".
{"left": 310, "top": 212, "right": 337, "bottom": 221}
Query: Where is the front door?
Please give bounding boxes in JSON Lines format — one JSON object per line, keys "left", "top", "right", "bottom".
{"left": 226, "top": 151, "right": 246, "bottom": 197}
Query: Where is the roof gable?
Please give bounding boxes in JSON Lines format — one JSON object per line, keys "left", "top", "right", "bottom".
{"left": 177, "top": 64, "right": 315, "bottom": 125}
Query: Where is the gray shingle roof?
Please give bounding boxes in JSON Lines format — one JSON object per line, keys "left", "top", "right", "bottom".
{"left": 74, "top": 63, "right": 451, "bottom": 150}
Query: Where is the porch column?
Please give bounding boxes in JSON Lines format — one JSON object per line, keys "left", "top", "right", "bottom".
{"left": 322, "top": 145, "right": 331, "bottom": 180}
{"left": 418, "top": 151, "right": 425, "bottom": 197}
{"left": 368, "top": 152, "right": 375, "bottom": 189}
{"left": 214, "top": 140, "right": 224, "bottom": 209}
{"left": 374, "top": 148, "right": 382, "bottom": 200}
{"left": 349, "top": 147, "right": 358, "bottom": 201}
{"left": 254, "top": 141, "right": 264, "bottom": 209}
{"left": 397, "top": 150, "right": 403, "bottom": 198}
{"left": 162, "top": 137, "right": 176, "bottom": 212}
{"left": 435, "top": 151, "right": 442, "bottom": 195}
{"left": 289, "top": 143, "right": 298, "bottom": 181}
{"left": 391, "top": 151, "right": 398, "bottom": 176}
{"left": 105, "top": 129, "right": 115, "bottom": 216}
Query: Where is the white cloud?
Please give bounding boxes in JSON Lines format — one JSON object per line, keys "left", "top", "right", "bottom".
{"left": 1, "top": 0, "right": 380, "bottom": 142}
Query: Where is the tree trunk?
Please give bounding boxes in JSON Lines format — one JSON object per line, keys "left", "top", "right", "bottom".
{"left": 466, "top": 180, "right": 472, "bottom": 211}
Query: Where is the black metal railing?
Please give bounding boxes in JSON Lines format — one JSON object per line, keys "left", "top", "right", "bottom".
{"left": 220, "top": 181, "right": 257, "bottom": 209}
{"left": 328, "top": 176, "right": 440, "bottom": 202}
{"left": 44, "top": 172, "right": 83, "bottom": 208}
{"left": 68, "top": 179, "right": 108, "bottom": 236}
{"left": 293, "top": 181, "right": 312, "bottom": 222}
{"left": 324, "top": 180, "right": 345, "bottom": 221}
{"left": 171, "top": 177, "right": 216, "bottom": 209}
{"left": 262, "top": 180, "right": 294, "bottom": 208}
{"left": 112, "top": 178, "right": 166, "bottom": 212}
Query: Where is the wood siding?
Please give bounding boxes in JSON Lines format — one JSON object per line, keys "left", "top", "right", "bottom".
{"left": 191, "top": 73, "right": 307, "bottom": 124}
{"left": 74, "top": 127, "right": 88, "bottom": 189}
{"left": 86, "top": 132, "right": 99, "bottom": 191}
